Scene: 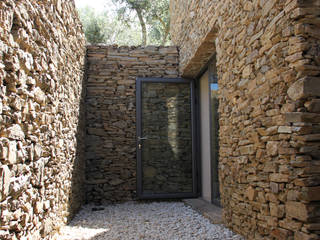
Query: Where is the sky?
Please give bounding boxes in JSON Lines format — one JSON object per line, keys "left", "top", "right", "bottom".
{"left": 74, "top": 0, "right": 114, "bottom": 12}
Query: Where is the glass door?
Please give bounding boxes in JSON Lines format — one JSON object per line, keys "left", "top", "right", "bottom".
{"left": 209, "top": 59, "right": 220, "bottom": 206}
{"left": 136, "top": 78, "right": 197, "bottom": 199}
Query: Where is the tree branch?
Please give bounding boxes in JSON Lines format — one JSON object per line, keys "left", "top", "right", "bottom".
{"left": 135, "top": 8, "right": 147, "bottom": 46}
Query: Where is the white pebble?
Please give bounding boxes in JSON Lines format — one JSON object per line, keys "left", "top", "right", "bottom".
{"left": 55, "top": 201, "right": 243, "bottom": 240}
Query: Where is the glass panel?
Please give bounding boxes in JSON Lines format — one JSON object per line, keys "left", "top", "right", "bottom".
{"left": 210, "top": 72, "right": 220, "bottom": 202}
{"left": 141, "top": 82, "right": 193, "bottom": 194}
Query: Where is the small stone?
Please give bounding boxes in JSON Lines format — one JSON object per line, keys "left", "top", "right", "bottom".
{"left": 243, "top": 2, "right": 253, "bottom": 11}
{"left": 271, "top": 228, "right": 292, "bottom": 239}
{"left": 270, "top": 173, "right": 289, "bottom": 183}
{"left": 242, "top": 65, "right": 252, "bottom": 78}
{"left": 0, "top": 141, "right": 8, "bottom": 159}
{"left": 144, "top": 166, "right": 157, "bottom": 178}
{"left": 270, "top": 182, "right": 279, "bottom": 193}
{"left": 33, "top": 87, "right": 46, "bottom": 106}
{"left": 8, "top": 141, "right": 17, "bottom": 164}
{"left": 3, "top": 125, "right": 25, "bottom": 140}
{"left": 294, "top": 231, "right": 319, "bottom": 240}
{"left": 41, "top": 218, "right": 53, "bottom": 237}
{"left": 0, "top": 165, "right": 11, "bottom": 201}
{"left": 239, "top": 144, "right": 255, "bottom": 155}
{"left": 43, "top": 200, "right": 51, "bottom": 210}
{"left": 34, "top": 144, "right": 42, "bottom": 159}
{"left": 20, "top": 213, "right": 29, "bottom": 227}
{"left": 247, "top": 186, "right": 257, "bottom": 201}
{"left": 285, "top": 201, "right": 308, "bottom": 221}
{"left": 278, "top": 126, "right": 292, "bottom": 133}
{"left": 266, "top": 141, "right": 278, "bottom": 156}
{"left": 307, "top": 99, "right": 320, "bottom": 113}
{"left": 34, "top": 200, "right": 43, "bottom": 214}
{"left": 109, "top": 179, "right": 124, "bottom": 186}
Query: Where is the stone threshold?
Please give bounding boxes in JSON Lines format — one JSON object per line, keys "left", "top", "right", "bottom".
{"left": 183, "top": 198, "right": 223, "bottom": 224}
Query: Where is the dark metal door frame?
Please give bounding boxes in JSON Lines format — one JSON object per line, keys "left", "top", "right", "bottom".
{"left": 136, "top": 77, "right": 198, "bottom": 199}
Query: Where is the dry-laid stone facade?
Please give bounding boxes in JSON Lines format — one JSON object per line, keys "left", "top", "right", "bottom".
{"left": 0, "top": 0, "right": 86, "bottom": 239}
{"left": 171, "top": 0, "right": 320, "bottom": 239}
{"left": 85, "top": 45, "right": 179, "bottom": 203}
{"left": 3, "top": 0, "right": 319, "bottom": 239}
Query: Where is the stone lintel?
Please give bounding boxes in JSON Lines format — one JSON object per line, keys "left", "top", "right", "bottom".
{"left": 181, "top": 29, "right": 217, "bottom": 79}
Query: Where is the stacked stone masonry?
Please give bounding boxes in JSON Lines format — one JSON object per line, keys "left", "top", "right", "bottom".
{"left": 0, "top": 0, "right": 86, "bottom": 239}
{"left": 85, "top": 45, "right": 179, "bottom": 203}
{"left": 2, "top": 0, "right": 319, "bottom": 239}
{"left": 170, "top": 0, "right": 320, "bottom": 239}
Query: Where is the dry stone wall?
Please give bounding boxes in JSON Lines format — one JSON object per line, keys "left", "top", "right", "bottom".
{"left": 0, "top": 0, "right": 86, "bottom": 239}
{"left": 85, "top": 45, "right": 179, "bottom": 203}
{"left": 171, "top": 0, "right": 320, "bottom": 239}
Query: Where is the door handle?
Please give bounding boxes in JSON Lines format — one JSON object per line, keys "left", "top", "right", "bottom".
{"left": 138, "top": 136, "right": 148, "bottom": 141}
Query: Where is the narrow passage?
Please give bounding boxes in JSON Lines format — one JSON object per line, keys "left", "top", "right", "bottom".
{"left": 55, "top": 201, "right": 243, "bottom": 240}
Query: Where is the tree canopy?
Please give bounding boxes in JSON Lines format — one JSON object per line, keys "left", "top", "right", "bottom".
{"left": 78, "top": 6, "right": 141, "bottom": 45}
{"left": 77, "top": 0, "right": 170, "bottom": 46}
{"left": 112, "top": 0, "right": 170, "bottom": 45}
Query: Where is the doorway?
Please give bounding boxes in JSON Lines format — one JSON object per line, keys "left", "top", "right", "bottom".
{"left": 136, "top": 77, "right": 198, "bottom": 199}
{"left": 199, "top": 58, "right": 220, "bottom": 206}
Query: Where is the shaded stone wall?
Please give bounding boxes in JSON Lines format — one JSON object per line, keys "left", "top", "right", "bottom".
{"left": 171, "top": 0, "right": 320, "bottom": 239}
{"left": 85, "top": 45, "right": 179, "bottom": 203}
{"left": 0, "top": 0, "right": 86, "bottom": 239}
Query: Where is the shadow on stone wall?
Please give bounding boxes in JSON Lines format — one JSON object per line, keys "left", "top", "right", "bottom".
{"left": 67, "top": 53, "right": 88, "bottom": 222}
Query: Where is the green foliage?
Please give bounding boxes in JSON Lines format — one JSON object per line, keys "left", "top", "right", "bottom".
{"left": 147, "top": 0, "right": 170, "bottom": 45}
{"left": 78, "top": 6, "right": 141, "bottom": 45}
{"left": 85, "top": 19, "right": 106, "bottom": 44}
{"left": 78, "top": 7, "right": 107, "bottom": 44}
{"left": 112, "top": 0, "right": 149, "bottom": 45}
{"left": 77, "top": 0, "right": 171, "bottom": 46}
{"left": 112, "top": 0, "right": 170, "bottom": 45}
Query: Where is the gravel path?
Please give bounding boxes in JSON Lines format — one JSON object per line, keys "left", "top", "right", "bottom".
{"left": 55, "top": 201, "right": 243, "bottom": 240}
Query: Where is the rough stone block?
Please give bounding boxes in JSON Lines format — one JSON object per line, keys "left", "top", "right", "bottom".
{"left": 1, "top": 124, "right": 25, "bottom": 140}
{"left": 7, "top": 141, "right": 17, "bottom": 164}
{"left": 0, "top": 165, "right": 11, "bottom": 201}
{"left": 286, "top": 201, "right": 320, "bottom": 222}
{"left": 271, "top": 227, "right": 293, "bottom": 240}
{"left": 270, "top": 173, "right": 289, "bottom": 183}
{"left": 287, "top": 77, "right": 320, "bottom": 101}
{"left": 266, "top": 141, "right": 279, "bottom": 156}
{"left": 294, "top": 231, "right": 319, "bottom": 240}
{"left": 247, "top": 186, "right": 257, "bottom": 201}
{"left": 270, "top": 182, "right": 279, "bottom": 193}
{"left": 278, "top": 126, "right": 292, "bottom": 133}
{"left": 285, "top": 112, "right": 320, "bottom": 123}
{"left": 286, "top": 201, "right": 309, "bottom": 221}
{"left": 279, "top": 218, "right": 302, "bottom": 231}
{"left": 239, "top": 144, "right": 255, "bottom": 155}
{"left": 300, "top": 186, "right": 320, "bottom": 201}
{"left": 307, "top": 99, "right": 320, "bottom": 113}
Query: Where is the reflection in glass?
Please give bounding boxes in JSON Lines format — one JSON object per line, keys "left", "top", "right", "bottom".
{"left": 210, "top": 72, "right": 220, "bottom": 203}
{"left": 141, "top": 83, "right": 193, "bottom": 194}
